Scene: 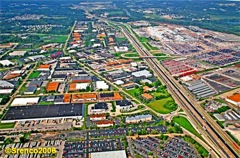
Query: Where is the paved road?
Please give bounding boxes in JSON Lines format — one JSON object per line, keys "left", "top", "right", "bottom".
{"left": 121, "top": 25, "right": 239, "bottom": 157}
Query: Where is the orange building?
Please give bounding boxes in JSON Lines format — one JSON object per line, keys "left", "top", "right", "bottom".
{"left": 63, "top": 94, "right": 71, "bottom": 103}
{"left": 226, "top": 94, "right": 240, "bottom": 106}
{"left": 37, "top": 64, "right": 51, "bottom": 71}
{"left": 46, "top": 82, "right": 59, "bottom": 92}
{"left": 90, "top": 114, "right": 106, "bottom": 121}
{"left": 72, "top": 93, "right": 97, "bottom": 103}
{"left": 141, "top": 93, "right": 153, "bottom": 100}
{"left": 99, "top": 92, "right": 123, "bottom": 101}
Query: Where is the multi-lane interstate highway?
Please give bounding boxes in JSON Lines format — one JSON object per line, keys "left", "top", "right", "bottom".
{"left": 121, "top": 25, "right": 240, "bottom": 158}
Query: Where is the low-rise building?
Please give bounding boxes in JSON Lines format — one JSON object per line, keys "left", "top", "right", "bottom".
{"left": 72, "top": 93, "right": 97, "bottom": 103}
{"left": 51, "top": 74, "right": 67, "bottom": 82}
{"left": 91, "top": 102, "right": 108, "bottom": 113}
{"left": 9, "top": 50, "right": 26, "bottom": 56}
{"left": 11, "top": 97, "right": 40, "bottom": 106}
{"left": 37, "top": 64, "right": 51, "bottom": 71}
{"left": 96, "top": 120, "right": 114, "bottom": 127}
{"left": 126, "top": 114, "right": 152, "bottom": 124}
{"left": 116, "top": 100, "right": 132, "bottom": 110}
{"left": 0, "top": 60, "right": 15, "bottom": 67}
{"left": 226, "top": 93, "right": 240, "bottom": 106}
{"left": 141, "top": 93, "right": 153, "bottom": 100}
{"left": 132, "top": 70, "right": 152, "bottom": 78}
{"left": 90, "top": 114, "right": 106, "bottom": 121}
{"left": 24, "top": 85, "right": 37, "bottom": 95}
{"left": 96, "top": 81, "right": 109, "bottom": 90}
{"left": 99, "top": 92, "right": 123, "bottom": 101}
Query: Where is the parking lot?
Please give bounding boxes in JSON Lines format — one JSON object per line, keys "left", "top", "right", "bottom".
{"left": 131, "top": 136, "right": 162, "bottom": 157}
{"left": 206, "top": 74, "right": 240, "bottom": 88}
{"left": 63, "top": 138, "right": 124, "bottom": 158}
{"left": 129, "top": 136, "right": 200, "bottom": 158}
{"left": 160, "top": 137, "right": 199, "bottom": 158}
{"left": 89, "top": 128, "right": 128, "bottom": 138}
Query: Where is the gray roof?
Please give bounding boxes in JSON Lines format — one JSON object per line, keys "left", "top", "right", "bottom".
{"left": 0, "top": 80, "right": 15, "bottom": 88}
{"left": 126, "top": 114, "right": 152, "bottom": 121}
{"left": 25, "top": 85, "right": 37, "bottom": 93}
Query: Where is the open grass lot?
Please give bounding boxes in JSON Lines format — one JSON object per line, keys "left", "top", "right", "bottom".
{"left": 173, "top": 116, "right": 201, "bottom": 138}
{"left": 108, "top": 11, "right": 125, "bottom": 15}
{"left": 28, "top": 71, "right": 41, "bottom": 79}
{"left": 146, "top": 42, "right": 159, "bottom": 50}
{"left": 124, "top": 53, "right": 139, "bottom": 57}
{"left": 148, "top": 97, "right": 176, "bottom": 114}
{"left": 127, "top": 88, "right": 140, "bottom": 96}
{"left": 0, "top": 122, "right": 15, "bottom": 129}
{"left": 39, "top": 101, "right": 54, "bottom": 105}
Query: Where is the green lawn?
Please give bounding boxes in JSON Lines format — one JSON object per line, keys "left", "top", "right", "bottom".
{"left": 173, "top": 116, "right": 201, "bottom": 138}
{"left": 142, "top": 43, "right": 151, "bottom": 51}
{"left": 28, "top": 71, "right": 41, "bottom": 79}
{"left": 116, "top": 37, "right": 127, "bottom": 43}
{"left": 108, "top": 11, "right": 125, "bottom": 15}
{"left": 148, "top": 97, "right": 176, "bottom": 114}
{"left": 39, "top": 101, "right": 54, "bottom": 105}
{"left": 124, "top": 53, "right": 139, "bottom": 57}
{"left": 127, "top": 88, "right": 141, "bottom": 96}
{"left": 146, "top": 42, "right": 159, "bottom": 50}
{"left": 0, "top": 122, "right": 15, "bottom": 129}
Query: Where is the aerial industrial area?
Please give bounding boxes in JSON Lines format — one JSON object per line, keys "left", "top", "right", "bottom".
{"left": 0, "top": 0, "right": 239, "bottom": 158}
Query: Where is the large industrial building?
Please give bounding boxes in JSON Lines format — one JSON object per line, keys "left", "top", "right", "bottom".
{"left": 90, "top": 150, "right": 127, "bottom": 158}
{"left": 187, "top": 80, "right": 216, "bottom": 99}
{"left": 2, "top": 103, "right": 84, "bottom": 123}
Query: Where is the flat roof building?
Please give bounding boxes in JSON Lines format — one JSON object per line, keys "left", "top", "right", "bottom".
{"left": 90, "top": 150, "right": 127, "bottom": 158}
{"left": 96, "top": 81, "right": 109, "bottom": 90}
{"left": 11, "top": 97, "right": 40, "bottom": 106}
{"left": 226, "top": 93, "right": 240, "bottom": 106}
{"left": 2, "top": 103, "right": 84, "bottom": 123}
{"left": 132, "top": 70, "right": 152, "bottom": 78}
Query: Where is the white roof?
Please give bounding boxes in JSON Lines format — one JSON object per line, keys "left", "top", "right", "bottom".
{"left": 114, "top": 80, "right": 124, "bottom": 85}
{"left": 9, "top": 51, "right": 26, "bottom": 56}
{"left": 0, "top": 80, "right": 14, "bottom": 88}
{"left": 91, "top": 150, "right": 127, "bottom": 158}
{"left": 28, "top": 55, "right": 45, "bottom": 61}
{"left": 180, "top": 76, "right": 193, "bottom": 82}
{"left": 0, "top": 60, "right": 14, "bottom": 66}
{"left": 132, "top": 70, "right": 152, "bottom": 78}
{"left": 0, "top": 89, "right": 13, "bottom": 94}
{"left": 114, "top": 46, "right": 128, "bottom": 52}
{"left": 11, "top": 70, "right": 24, "bottom": 74}
{"left": 11, "top": 97, "right": 40, "bottom": 106}
{"left": 60, "top": 57, "right": 71, "bottom": 60}
{"left": 69, "top": 50, "right": 77, "bottom": 53}
{"left": 96, "top": 81, "right": 109, "bottom": 90}
{"left": 76, "top": 83, "right": 89, "bottom": 90}
{"left": 92, "top": 43, "right": 101, "bottom": 48}
{"left": 213, "top": 114, "right": 225, "bottom": 121}
{"left": 130, "top": 62, "right": 138, "bottom": 67}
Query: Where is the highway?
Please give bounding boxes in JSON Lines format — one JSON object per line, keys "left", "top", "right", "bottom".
{"left": 121, "top": 26, "right": 239, "bottom": 158}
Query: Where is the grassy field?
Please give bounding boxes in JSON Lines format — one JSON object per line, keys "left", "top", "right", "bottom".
{"left": 108, "top": 11, "right": 125, "bottom": 15}
{"left": 124, "top": 53, "right": 139, "bottom": 57}
{"left": 173, "top": 116, "right": 201, "bottom": 138}
{"left": 146, "top": 42, "right": 159, "bottom": 50}
{"left": 127, "top": 88, "right": 141, "bottom": 96}
{"left": 39, "top": 101, "right": 54, "bottom": 105}
{"left": 148, "top": 97, "right": 176, "bottom": 114}
{"left": 0, "top": 122, "right": 15, "bottom": 129}
{"left": 28, "top": 71, "right": 41, "bottom": 79}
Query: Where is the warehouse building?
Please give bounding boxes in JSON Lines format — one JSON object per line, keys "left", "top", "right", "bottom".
{"left": 187, "top": 80, "right": 216, "bottom": 99}
{"left": 2, "top": 103, "right": 84, "bottom": 123}
{"left": 11, "top": 97, "right": 40, "bottom": 106}
{"left": 90, "top": 150, "right": 127, "bottom": 158}
{"left": 226, "top": 93, "right": 240, "bottom": 106}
